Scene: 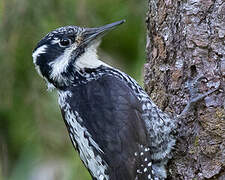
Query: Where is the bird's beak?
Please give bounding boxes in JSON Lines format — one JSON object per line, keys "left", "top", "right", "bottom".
{"left": 79, "top": 20, "right": 125, "bottom": 47}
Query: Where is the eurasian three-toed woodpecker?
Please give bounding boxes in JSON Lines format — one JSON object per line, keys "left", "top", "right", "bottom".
{"left": 32, "top": 20, "right": 180, "bottom": 180}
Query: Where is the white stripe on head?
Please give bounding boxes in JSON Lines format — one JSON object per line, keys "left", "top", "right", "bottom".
{"left": 49, "top": 44, "right": 76, "bottom": 82}
{"left": 32, "top": 45, "right": 48, "bottom": 64}
{"left": 51, "top": 38, "right": 60, "bottom": 45}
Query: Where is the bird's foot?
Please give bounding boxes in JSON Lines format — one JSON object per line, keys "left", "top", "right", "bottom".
{"left": 177, "top": 75, "right": 220, "bottom": 119}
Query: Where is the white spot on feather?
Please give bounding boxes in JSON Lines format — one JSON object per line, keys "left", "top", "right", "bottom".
{"left": 148, "top": 162, "right": 152, "bottom": 167}
{"left": 137, "top": 169, "right": 142, "bottom": 174}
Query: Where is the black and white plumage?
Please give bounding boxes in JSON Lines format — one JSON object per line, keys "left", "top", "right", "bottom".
{"left": 32, "top": 20, "right": 176, "bottom": 180}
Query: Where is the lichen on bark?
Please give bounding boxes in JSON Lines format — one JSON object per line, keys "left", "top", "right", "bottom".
{"left": 145, "top": 0, "right": 225, "bottom": 179}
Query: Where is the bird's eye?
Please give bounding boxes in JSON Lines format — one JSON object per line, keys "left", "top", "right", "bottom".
{"left": 59, "top": 38, "right": 72, "bottom": 47}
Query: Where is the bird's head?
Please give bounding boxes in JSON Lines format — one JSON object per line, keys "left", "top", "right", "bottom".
{"left": 32, "top": 20, "right": 125, "bottom": 89}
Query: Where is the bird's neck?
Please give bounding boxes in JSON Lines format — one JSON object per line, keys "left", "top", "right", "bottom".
{"left": 49, "top": 45, "right": 114, "bottom": 90}
{"left": 50, "top": 65, "right": 109, "bottom": 90}
{"left": 75, "top": 45, "right": 110, "bottom": 70}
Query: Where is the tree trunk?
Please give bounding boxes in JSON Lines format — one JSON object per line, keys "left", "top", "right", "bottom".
{"left": 145, "top": 0, "right": 225, "bottom": 179}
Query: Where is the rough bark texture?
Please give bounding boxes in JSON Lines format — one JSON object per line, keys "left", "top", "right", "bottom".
{"left": 145, "top": 0, "right": 225, "bottom": 179}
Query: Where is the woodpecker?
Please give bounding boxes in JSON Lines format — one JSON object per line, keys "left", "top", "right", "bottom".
{"left": 32, "top": 20, "right": 218, "bottom": 180}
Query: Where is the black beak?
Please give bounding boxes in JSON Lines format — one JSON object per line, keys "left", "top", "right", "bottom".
{"left": 80, "top": 20, "right": 125, "bottom": 47}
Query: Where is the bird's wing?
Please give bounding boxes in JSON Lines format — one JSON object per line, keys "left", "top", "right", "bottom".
{"left": 66, "top": 74, "right": 154, "bottom": 180}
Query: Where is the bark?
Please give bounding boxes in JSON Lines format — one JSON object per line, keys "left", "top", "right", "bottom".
{"left": 145, "top": 0, "right": 225, "bottom": 179}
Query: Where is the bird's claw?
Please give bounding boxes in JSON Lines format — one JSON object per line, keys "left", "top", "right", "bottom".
{"left": 178, "top": 77, "right": 220, "bottom": 119}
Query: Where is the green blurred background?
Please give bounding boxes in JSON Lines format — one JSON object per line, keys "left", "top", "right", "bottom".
{"left": 0, "top": 0, "right": 146, "bottom": 179}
